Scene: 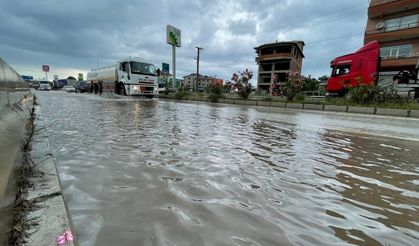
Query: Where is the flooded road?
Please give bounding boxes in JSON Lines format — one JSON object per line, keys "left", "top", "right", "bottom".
{"left": 36, "top": 91, "right": 419, "bottom": 246}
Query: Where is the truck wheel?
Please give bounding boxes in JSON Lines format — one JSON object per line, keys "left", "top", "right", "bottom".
{"left": 145, "top": 95, "right": 154, "bottom": 98}
{"left": 119, "top": 84, "right": 126, "bottom": 96}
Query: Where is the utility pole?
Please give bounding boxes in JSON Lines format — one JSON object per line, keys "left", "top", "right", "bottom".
{"left": 195, "top": 47, "right": 203, "bottom": 92}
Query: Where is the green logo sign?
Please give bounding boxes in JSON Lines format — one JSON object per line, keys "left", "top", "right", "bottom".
{"left": 166, "top": 25, "right": 181, "bottom": 47}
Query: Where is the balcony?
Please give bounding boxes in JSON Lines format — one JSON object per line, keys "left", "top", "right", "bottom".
{"left": 368, "top": 0, "right": 419, "bottom": 18}
{"left": 380, "top": 55, "right": 419, "bottom": 70}
{"left": 255, "top": 53, "right": 293, "bottom": 63}
{"left": 364, "top": 23, "right": 419, "bottom": 43}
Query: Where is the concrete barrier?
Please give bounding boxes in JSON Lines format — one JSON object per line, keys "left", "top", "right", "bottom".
{"left": 224, "top": 98, "right": 235, "bottom": 104}
{"left": 324, "top": 105, "right": 347, "bottom": 112}
{"left": 237, "top": 99, "right": 246, "bottom": 105}
{"left": 257, "top": 101, "right": 271, "bottom": 107}
{"left": 164, "top": 96, "right": 418, "bottom": 118}
{"left": 303, "top": 104, "right": 324, "bottom": 111}
{"left": 376, "top": 108, "right": 408, "bottom": 117}
{"left": 271, "top": 101, "right": 286, "bottom": 108}
{"left": 286, "top": 103, "right": 303, "bottom": 109}
{"left": 0, "top": 57, "right": 31, "bottom": 244}
{"left": 244, "top": 100, "right": 257, "bottom": 106}
{"left": 347, "top": 106, "right": 375, "bottom": 114}
{"left": 409, "top": 110, "right": 419, "bottom": 118}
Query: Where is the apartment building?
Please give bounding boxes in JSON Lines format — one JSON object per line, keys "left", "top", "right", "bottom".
{"left": 182, "top": 73, "right": 218, "bottom": 92}
{"left": 254, "top": 41, "right": 304, "bottom": 94}
{"left": 364, "top": 0, "right": 419, "bottom": 74}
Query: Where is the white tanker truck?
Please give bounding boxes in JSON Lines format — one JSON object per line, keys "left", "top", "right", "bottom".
{"left": 86, "top": 57, "right": 158, "bottom": 97}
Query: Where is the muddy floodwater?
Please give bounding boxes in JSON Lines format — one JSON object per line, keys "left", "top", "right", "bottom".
{"left": 36, "top": 91, "right": 419, "bottom": 246}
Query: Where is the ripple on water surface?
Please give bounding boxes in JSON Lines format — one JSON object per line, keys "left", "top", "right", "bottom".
{"left": 37, "top": 91, "right": 419, "bottom": 246}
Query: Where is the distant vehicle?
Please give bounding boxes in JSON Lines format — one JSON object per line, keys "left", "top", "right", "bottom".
{"left": 63, "top": 85, "right": 76, "bottom": 92}
{"left": 86, "top": 57, "right": 158, "bottom": 97}
{"left": 74, "top": 81, "right": 89, "bottom": 93}
{"left": 327, "top": 41, "right": 419, "bottom": 97}
{"left": 53, "top": 79, "right": 68, "bottom": 89}
{"left": 32, "top": 81, "right": 40, "bottom": 89}
{"left": 38, "top": 81, "right": 51, "bottom": 91}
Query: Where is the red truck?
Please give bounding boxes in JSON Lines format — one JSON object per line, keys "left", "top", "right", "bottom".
{"left": 327, "top": 41, "right": 419, "bottom": 97}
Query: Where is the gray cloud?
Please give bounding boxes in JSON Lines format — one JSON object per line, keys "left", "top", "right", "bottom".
{"left": 0, "top": 0, "right": 367, "bottom": 80}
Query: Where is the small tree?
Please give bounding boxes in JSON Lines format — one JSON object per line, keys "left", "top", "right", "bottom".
{"left": 302, "top": 76, "right": 319, "bottom": 92}
{"left": 284, "top": 72, "right": 304, "bottom": 100}
{"left": 78, "top": 73, "right": 84, "bottom": 81}
{"left": 231, "top": 69, "right": 253, "bottom": 99}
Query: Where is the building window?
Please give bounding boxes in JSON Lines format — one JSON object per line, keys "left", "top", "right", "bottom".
{"left": 384, "top": 14, "right": 419, "bottom": 32}
{"left": 380, "top": 44, "right": 412, "bottom": 59}
{"left": 261, "top": 48, "right": 274, "bottom": 55}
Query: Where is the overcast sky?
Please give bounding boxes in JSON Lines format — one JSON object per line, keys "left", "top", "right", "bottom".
{"left": 0, "top": 0, "right": 368, "bottom": 82}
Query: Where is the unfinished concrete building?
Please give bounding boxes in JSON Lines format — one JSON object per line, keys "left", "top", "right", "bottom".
{"left": 254, "top": 41, "right": 304, "bottom": 94}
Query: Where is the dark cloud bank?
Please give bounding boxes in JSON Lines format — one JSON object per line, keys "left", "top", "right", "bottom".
{"left": 0, "top": 0, "right": 368, "bottom": 80}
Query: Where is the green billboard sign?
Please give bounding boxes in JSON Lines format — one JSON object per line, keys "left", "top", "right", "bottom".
{"left": 166, "top": 25, "right": 181, "bottom": 47}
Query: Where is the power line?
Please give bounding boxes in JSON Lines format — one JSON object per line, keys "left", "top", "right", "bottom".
{"left": 254, "top": 4, "right": 368, "bottom": 39}
{"left": 305, "top": 32, "right": 365, "bottom": 46}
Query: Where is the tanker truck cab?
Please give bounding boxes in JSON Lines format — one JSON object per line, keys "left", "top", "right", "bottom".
{"left": 117, "top": 57, "right": 158, "bottom": 97}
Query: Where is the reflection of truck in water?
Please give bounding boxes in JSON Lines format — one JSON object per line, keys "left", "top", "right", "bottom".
{"left": 327, "top": 41, "right": 419, "bottom": 98}
{"left": 86, "top": 57, "right": 158, "bottom": 97}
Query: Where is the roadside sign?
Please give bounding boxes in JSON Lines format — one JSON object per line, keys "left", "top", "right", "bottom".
{"left": 21, "top": 75, "right": 33, "bottom": 81}
{"left": 42, "top": 65, "right": 49, "bottom": 72}
{"left": 166, "top": 25, "right": 181, "bottom": 47}
{"left": 162, "top": 63, "right": 169, "bottom": 73}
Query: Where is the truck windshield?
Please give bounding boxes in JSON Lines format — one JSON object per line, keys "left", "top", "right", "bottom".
{"left": 130, "top": 62, "right": 156, "bottom": 76}
{"left": 331, "top": 65, "right": 351, "bottom": 77}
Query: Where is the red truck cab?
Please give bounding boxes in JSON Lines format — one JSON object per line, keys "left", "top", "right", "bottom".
{"left": 327, "top": 41, "right": 380, "bottom": 94}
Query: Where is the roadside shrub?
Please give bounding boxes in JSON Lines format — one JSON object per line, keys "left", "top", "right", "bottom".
{"left": 302, "top": 76, "right": 319, "bottom": 92}
{"left": 284, "top": 72, "right": 304, "bottom": 101}
{"left": 349, "top": 84, "right": 380, "bottom": 104}
{"left": 294, "top": 94, "right": 305, "bottom": 101}
{"left": 349, "top": 83, "right": 413, "bottom": 105}
{"left": 231, "top": 69, "right": 253, "bottom": 99}
{"left": 174, "top": 91, "right": 190, "bottom": 100}
{"left": 207, "top": 80, "right": 224, "bottom": 102}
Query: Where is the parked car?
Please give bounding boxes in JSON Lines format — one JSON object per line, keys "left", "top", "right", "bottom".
{"left": 38, "top": 81, "right": 51, "bottom": 91}
{"left": 63, "top": 85, "right": 76, "bottom": 92}
{"left": 75, "top": 81, "right": 90, "bottom": 93}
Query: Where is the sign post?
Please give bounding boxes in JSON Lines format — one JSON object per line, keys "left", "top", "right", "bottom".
{"left": 42, "top": 65, "right": 50, "bottom": 81}
{"left": 166, "top": 25, "right": 181, "bottom": 88}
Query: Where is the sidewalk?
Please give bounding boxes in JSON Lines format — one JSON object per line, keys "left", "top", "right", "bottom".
{"left": 22, "top": 106, "right": 75, "bottom": 246}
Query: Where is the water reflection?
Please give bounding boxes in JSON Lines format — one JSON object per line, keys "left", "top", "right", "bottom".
{"left": 36, "top": 91, "right": 419, "bottom": 246}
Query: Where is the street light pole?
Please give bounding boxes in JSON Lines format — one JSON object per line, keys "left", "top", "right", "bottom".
{"left": 195, "top": 47, "right": 203, "bottom": 92}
